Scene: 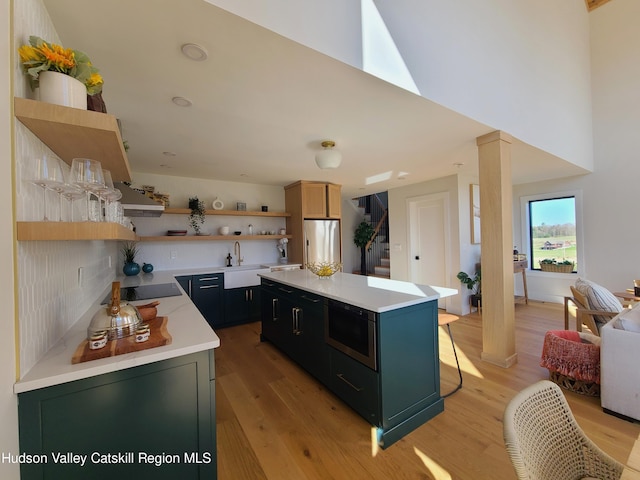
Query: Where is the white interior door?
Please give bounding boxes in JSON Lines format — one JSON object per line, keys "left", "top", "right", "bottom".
{"left": 408, "top": 193, "right": 450, "bottom": 309}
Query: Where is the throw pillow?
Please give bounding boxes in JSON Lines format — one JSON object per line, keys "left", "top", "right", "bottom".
{"left": 575, "top": 278, "right": 623, "bottom": 328}
{"left": 615, "top": 306, "right": 640, "bottom": 333}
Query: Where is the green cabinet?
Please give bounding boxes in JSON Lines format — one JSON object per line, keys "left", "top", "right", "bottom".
{"left": 260, "top": 278, "right": 443, "bottom": 449}
{"left": 18, "top": 350, "right": 216, "bottom": 480}
{"left": 260, "top": 280, "right": 327, "bottom": 382}
{"left": 176, "top": 274, "right": 224, "bottom": 329}
{"left": 224, "top": 286, "right": 261, "bottom": 326}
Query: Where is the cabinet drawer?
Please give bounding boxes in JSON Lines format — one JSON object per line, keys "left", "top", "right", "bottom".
{"left": 193, "top": 273, "right": 223, "bottom": 286}
{"left": 329, "top": 347, "right": 380, "bottom": 424}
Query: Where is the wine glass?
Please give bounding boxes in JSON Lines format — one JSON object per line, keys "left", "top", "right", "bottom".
{"left": 29, "top": 154, "right": 64, "bottom": 221}
{"left": 70, "top": 158, "right": 104, "bottom": 222}
{"left": 60, "top": 183, "right": 85, "bottom": 221}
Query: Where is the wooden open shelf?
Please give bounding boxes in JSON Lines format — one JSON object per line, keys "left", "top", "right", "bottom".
{"left": 17, "top": 222, "right": 137, "bottom": 241}
{"left": 138, "top": 234, "right": 292, "bottom": 242}
{"left": 162, "top": 208, "right": 290, "bottom": 217}
{"left": 14, "top": 97, "right": 132, "bottom": 182}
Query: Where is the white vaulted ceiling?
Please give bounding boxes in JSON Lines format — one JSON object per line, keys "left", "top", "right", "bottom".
{"left": 41, "top": 0, "right": 587, "bottom": 198}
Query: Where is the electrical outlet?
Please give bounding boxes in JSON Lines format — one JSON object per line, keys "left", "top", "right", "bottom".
{"left": 170, "top": 250, "right": 177, "bottom": 260}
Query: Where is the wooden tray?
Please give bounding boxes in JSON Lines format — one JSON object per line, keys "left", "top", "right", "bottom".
{"left": 71, "top": 316, "right": 171, "bottom": 364}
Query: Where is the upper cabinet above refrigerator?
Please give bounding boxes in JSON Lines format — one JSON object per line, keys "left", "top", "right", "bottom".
{"left": 284, "top": 181, "right": 342, "bottom": 265}
{"left": 286, "top": 180, "right": 341, "bottom": 219}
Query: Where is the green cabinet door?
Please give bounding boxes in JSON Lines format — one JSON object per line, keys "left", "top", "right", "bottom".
{"left": 18, "top": 350, "right": 216, "bottom": 480}
{"left": 191, "top": 274, "right": 224, "bottom": 328}
{"left": 224, "top": 286, "right": 261, "bottom": 326}
{"left": 260, "top": 280, "right": 327, "bottom": 382}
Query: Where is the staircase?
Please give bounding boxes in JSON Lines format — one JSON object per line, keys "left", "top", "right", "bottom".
{"left": 355, "top": 192, "right": 390, "bottom": 278}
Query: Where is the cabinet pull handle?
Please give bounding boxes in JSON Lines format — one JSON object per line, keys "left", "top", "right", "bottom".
{"left": 249, "top": 289, "right": 253, "bottom": 301}
{"left": 279, "top": 287, "right": 294, "bottom": 294}
{"left": 292, "top": 307, "right": 303, "bottom": 335}
{"left": 198, "top": 277, "right": 219, "bottom": 281}
{"left": 263, "top": 281, "right": 276, "bottom": 287}
{"left": 295, "top": 307, "right": 303, "bottom": 335}
{"left": 199, "top": 285, "right": 219, "bottom": 289}
{"left": 336, "top": 373, "right": 363, "bottom": 392}
{"left": 188, "top": 279, "right": 192, "bottom": 296}
{"left": 300, "top": 295, "right": 320, "bottom": 303}
{"left": 272, "top": 298, "right": 278, "bottom": 321}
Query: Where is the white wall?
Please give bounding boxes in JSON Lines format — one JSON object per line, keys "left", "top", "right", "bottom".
{"left": 1, "top": 0, "right": 19, "bottom": 475}
{"left": 129, "top": 172, "right": 289, "bottom": 270}
{"left": 388, "top": 174, "right": 469, "bottom": 314}
{"left": 512, "top": 0, "right": 640, "bottom": 302}
{"left": 210, "top": 0, "right": 593, "bottom": 172}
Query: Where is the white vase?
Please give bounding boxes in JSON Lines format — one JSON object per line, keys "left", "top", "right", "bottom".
{"left": 38, "top": 71, "right": 87, "bottom": 109}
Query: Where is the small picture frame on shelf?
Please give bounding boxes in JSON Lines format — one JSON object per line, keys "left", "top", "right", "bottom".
{"left": 236, "top": 202, "right": 246, "bottom": 211}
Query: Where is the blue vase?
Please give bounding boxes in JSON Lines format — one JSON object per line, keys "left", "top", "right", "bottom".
{"left": 142, "top": 263, "right": 154, "bottom": 273}
{"left": 123, "top": 262, "right": 140, "bottom": 276}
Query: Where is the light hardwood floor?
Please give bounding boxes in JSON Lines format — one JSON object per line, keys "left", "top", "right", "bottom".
{"left": 215, "top": 301, "right": 640, "bottom": 479}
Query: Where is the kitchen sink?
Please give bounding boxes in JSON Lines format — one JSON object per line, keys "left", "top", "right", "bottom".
{"left": 223, "top": 265, "right": 270, "bottom": 289}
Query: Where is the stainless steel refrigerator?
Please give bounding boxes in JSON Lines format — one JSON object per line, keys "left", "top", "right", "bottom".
{"left": 303, "top": 220, "right": 341, "bottom": 264}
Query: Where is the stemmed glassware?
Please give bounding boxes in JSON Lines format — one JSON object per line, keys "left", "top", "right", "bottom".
{"left": 70, "top": 158, "right": 104, "bottom": 222}
{"left": 97, "top": 169, "right": 123, "bottom": 223}
{"left": 60, "top": 183, "right": 85, "bottom": 221}
{"left": 29, "top": 154, "right": 64, "bottom": 221}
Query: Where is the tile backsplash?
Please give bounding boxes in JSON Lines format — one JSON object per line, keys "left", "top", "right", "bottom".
{"left": 15, "top": 0, "right": 116, "bottom": 377}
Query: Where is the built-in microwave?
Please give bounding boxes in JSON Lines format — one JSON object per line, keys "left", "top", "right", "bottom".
{"left": 325, "top": 299, "right": 377, "bottom": 371}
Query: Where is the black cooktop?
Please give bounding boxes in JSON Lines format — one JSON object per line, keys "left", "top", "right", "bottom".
{"left": 101, "top": 282, "right": 182, "bottom": 304}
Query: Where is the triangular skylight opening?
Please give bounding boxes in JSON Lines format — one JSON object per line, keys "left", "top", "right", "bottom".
{"left": 361, "top": 0, "right": 420, "bottom": 95}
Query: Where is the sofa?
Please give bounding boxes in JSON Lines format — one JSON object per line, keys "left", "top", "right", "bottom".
{"left": 600, "top": 304, "right": 640, "bottom": 421}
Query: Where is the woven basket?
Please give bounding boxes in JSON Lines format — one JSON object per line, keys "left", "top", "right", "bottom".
{"left": 539, "top": 263, "right": 574, "bottom": 273}
{"left": 549, "top": 371, "right": 600, "bottom": 397}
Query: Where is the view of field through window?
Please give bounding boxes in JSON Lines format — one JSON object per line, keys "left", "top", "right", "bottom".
{"left": 529, "top": 197, "right": 577, "bottom": 272}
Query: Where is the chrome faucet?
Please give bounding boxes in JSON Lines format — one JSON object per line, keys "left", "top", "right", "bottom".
{"left": 234, "top": 241, "right": 243, "bottom": 266}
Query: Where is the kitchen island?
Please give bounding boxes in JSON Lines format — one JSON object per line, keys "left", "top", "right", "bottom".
{"left": 259, "top": 269, "right": 456, "bottom": 448}
{"left": 14, "top": 271, "right": 220, "bottom": 480}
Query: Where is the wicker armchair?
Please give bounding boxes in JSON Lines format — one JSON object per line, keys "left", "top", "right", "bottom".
{"left": 503, "top": 380, "right": 623, "bottom": 480}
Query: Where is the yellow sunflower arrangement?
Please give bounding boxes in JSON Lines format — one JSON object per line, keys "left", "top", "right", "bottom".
{"left": 18, "top": 36, "right": 103, "bottom": 95}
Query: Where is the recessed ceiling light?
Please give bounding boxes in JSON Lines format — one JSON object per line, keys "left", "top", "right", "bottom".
{"left": 181, "top": 43, "right": 208, "bottom": 61}
{"left": 172, "top": 96, "right": 192, "bottom": 107}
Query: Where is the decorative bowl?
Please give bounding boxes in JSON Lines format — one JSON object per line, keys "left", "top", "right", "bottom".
{"left": 306, "top": 262, "right": 342, "bottom": 278}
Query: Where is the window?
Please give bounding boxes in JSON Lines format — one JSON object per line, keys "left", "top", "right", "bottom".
{"left": 520, "top": 192, "right": 582, "bottom": 273}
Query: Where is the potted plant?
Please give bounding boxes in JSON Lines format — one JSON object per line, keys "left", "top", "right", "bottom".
{"left": 188, "top": 196, "right": 206, "bottom": 235}
{"left": 354, "top": 221, "right": 376, "bottom": 276}
{"left": 457, "top": 265, "right": 481, "bottom": 307}
{"left": 121, "top": 241, "right": 140, "bottom": 276}
{"left": 539, "top": 258, "right": 575, "bottom": 273}
{"left": 18, "top": 36, "right": 104, "bottom": 109}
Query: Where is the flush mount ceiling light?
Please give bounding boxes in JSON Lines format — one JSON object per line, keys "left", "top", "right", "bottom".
{"left": 172, "top": 96, "right": 192, "bottom": 107}
{"left": 181, "top": 43, "right": 208, "bottom": 61}
{"left": 315, "top": 140, "right": 342, "bottom": 169}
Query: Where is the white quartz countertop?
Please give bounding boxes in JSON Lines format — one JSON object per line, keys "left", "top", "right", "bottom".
{"left": 14, "top": 271, "right": 220, "bottom": 394}
{"left": 259, "top": 270, "right": 457, "bottom": 313}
